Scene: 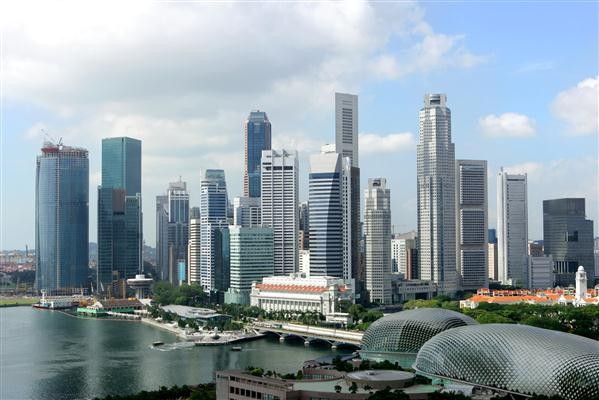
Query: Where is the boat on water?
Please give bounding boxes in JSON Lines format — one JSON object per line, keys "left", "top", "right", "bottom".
{"left": 230, "top": 346, "right": 242, "bottom": 351}
{"left": 152, "top": 341, "right": 165, "bottom": 347}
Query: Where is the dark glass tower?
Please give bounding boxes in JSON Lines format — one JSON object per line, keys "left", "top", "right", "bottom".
{"left": 35, "top": 141, "right": 89, "bottom": 292}
{"left": 97, "top": 137, "right": 142, "bottom": 292}
{"left": 543, "top": 198, "right": 594, "bottom": 287}
{"left": 243, "top": 110, "right": 271, "bottom": 198}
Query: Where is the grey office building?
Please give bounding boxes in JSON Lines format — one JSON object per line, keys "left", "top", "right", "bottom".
{"left": 543, "top": 198, "right": 594, "bottom": 287}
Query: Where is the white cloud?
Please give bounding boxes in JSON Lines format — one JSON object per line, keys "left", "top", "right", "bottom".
{"left": 3, "top": 1, "right": 485, "bottom": 245}
{"left": 551, "top": 76, "right": 599, "bottom": 135}
{"left": 503, "top": 161, "right": 543, "bottom": 176}
{"left": 360, "top": 132, "right": 416, "bottom": 154}
{"left": 479, "top": 112, "right": 536, "bottom": 138}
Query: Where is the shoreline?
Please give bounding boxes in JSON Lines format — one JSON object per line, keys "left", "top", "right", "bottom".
{"left": 141, "top": 317, "right": 185, "bottom": 338}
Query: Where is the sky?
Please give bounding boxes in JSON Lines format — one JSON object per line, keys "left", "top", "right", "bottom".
{"left": 1, "top": 0, "right": 598, "bottom": 250}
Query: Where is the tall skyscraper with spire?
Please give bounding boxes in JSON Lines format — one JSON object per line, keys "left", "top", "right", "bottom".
{"left": 417, "top": 94, "right": 457, "bottom": 294}
{"left": 35, "top": 141, "right": 89, "bottom": 292}
{"left": 97, "top": 137, "right": 142, "bottom": 291}
{"left": 243, "top": 110, "right": 271, "bottom": 198}
{"left": 335, "top": 92, "right": 362, "bottom": 298}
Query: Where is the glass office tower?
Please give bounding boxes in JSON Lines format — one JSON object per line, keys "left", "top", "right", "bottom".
{"left": 243, "top": 110, "right": 271, "bottom": 198}
{"left": 97, "top": 137, "right": 142, "bottom": 291}
{"left": 35, "top": 141, "right": 89, "bottom": 292}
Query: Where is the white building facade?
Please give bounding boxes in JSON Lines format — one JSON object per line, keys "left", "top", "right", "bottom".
{"left": 417, "top": 94, "right": 457, "bottom": 294}
{"left": 497, "top": 168, "right": 528, "bottom": 287}
{"left": 364, "top": 178, "right": 392, "bottom": 304}
{"left": 261, "top": 149, "right": 299, "bottom": 275}
{"left": 250, "top": 274, "right": 354, "bottom": 316}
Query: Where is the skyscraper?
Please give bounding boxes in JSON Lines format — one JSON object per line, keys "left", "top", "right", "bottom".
{"left": 308, "top": 144, "right": 351, "bottom": 279}
{"left": 97, "top": 137, "right": 142, "bottom": 291}
{"left": 160, "top": 180, "right": 190, "bottom": 285}
{"left": 299, "top": 201, "right": 310, "bottom": 250}
{"left": 35, "top": 141, "right": 89, "bottom": 292}
{"left": 243, "top": 110, "right": 271, "bottom": 198}
{"left": 543, "top": 198, "right": 594, "bottom": 287}
{"left": 156, "top": 194, "right": 169, "bottom": 280}
{"left": 455, "top": 159, "right": 488, "bottom": 290}
{"left": 233, "top": 196, "right": 261, "bottom": 227}
{"left": 225, "top": 226, "right": 274, "bottom": 305}
{"left": 417, "top": 94, "right": 457, "bottom": 294}
{"left": 364, "top": 178, "right": 392, "bottom": 304}
{"left": 188, "top": 207, "right": 201, "bottom": 284}
{"left": 497, "top": 168, "right": 528, "bottom": 287}
{"left": 261, "top": 149, "right": 298, "bottom": 275}
{"left": 335, "top": 92, "right": 361, "bottom": 299}
{"left": 391, "top": 231, "right": 418, "bottom": 279}
{"left": 199, "top": 170, "right": 228, "bottom": 291}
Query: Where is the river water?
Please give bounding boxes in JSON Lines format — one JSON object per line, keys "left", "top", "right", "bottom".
{"left": 1, "top": 307, "right": 348, "bottom": 400}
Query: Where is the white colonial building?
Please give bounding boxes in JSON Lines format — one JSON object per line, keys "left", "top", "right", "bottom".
{"left": 250, "top": 274, "right": 354, "bottom": 316}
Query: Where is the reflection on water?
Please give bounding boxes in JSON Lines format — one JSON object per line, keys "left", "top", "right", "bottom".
{"left": 1, "top": 307, "right": 349, "bottom": 400}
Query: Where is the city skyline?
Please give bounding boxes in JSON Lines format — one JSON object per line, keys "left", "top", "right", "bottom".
{"left": 2, "top": 1, "right": 598, "bottom": 250}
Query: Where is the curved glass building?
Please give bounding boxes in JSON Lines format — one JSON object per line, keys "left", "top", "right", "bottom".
{"left": 360, "top": 308, "right": 477, "bottom": 367}
{"left": 35, "top": 142, "right": 89, "bottom": 292}
{"left": 414, "top": 324, "right": 599, "bottom": 400}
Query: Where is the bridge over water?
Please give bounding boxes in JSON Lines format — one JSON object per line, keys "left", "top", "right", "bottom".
{"left": 252, "top": 321, "right": 363, "bottom": 349}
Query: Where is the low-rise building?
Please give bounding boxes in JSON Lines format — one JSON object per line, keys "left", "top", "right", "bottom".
{"left": 250, "top": 274, "right": 353, "bottom": 316}
{"left": 459, "top": 286, "right": 599, "bottom": 309}
{"left": 161, "top": 305, "right": 231, "bottom": 327}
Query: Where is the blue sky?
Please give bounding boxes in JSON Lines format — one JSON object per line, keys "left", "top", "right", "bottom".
{"left": 1, "top": 1, "right": 597, "bottom": 250}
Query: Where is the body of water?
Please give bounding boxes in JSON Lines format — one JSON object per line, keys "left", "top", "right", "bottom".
{"left": 1, "top": 307, "right": 348, "bottom": 400}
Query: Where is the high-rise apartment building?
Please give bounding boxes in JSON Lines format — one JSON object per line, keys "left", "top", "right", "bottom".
{"left": 97, "top": 137, "right": 142, "bottom": 290}
{"left": 364, "top": 178, "right": 392, "bottom": 304}
{"left": 188, "top": 209, "right": 201, "bottom": 285}
{"left": 35, "top": 141, "right": 89, "bottom": 292}
{"left": 261, "top": 149, "right": 298, "bottom": 275}
{"left": 455, "top": 159, "right": 488, "bottom": 290}
{"left": 335, "top": 92, "right": 361, "bottom": 299}
{"left": 199, "top": 169, "right": 228, "bottom": 291}
{"left": 417, "top": 94, "right": 457, "bottom": 294}
{"left": 308, "top": 144, "right": 351, "bottom": 279}
{"left": 243, "top": 110, "right": 271, "bottom": 198}
{"left": 497, "top": 168, "right": 528, "bottom": 287}
{"left": 543, "top": 198, "right": 594, "bottom": 287}
{"left": 225, "top": 226, "right": 274, "bottom": 305}
{"left": 233, "top": 196, "right": 261, "bottom": 227}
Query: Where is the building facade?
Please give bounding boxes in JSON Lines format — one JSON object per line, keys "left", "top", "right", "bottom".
{"left": 335, "top": 92, "right": 362, "bottom": 301}
{"left": 156, "top": 194, "right": 169, "bottom": 280}
{"left": 417, "top": 94, "right": 457, "bottom": 294}
{"left": 188, "top": 211, "right": 201, "bottom": 284}
{"left": 243, "top": 110, "right": 271, "bottom": 198}
{"left": 233, "top": 196, "right": 261, "bottom": 227}
{"left": 364, "top": 178, "right": 392, "bottom": 304}
{"left": 528, "top": 255, "right": 553, "bottom": 289}
{"left": 308, "top": 144, "right": 351, "bottom": 279}
{"left": 250, "top": 274, "right": 353, "bottom": 316}
{"left": 261, "top": 149, "right": 298, "bottom": 275}
{"left": 97, "top": 137, "right": 142, "bottom": 291}
{"left": 199, "top": 169, "right": 228, "bottom": 291}
{"left": 497, "top": 168, "right": 528, "bottom": 287}
{"left": 543, "top": 198, "right": 595, "bottom": 287}
{"left": 455, "top": 160, "right": 488, "bottom": 290}
{"left": 225, "top": 226, "right": 274, "bottom": 305}
{"left": 391, "top": 231, "right": 418, "bottom": 280}
{"left": 35, "top": 141, "right": 89, "bottom": 292}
